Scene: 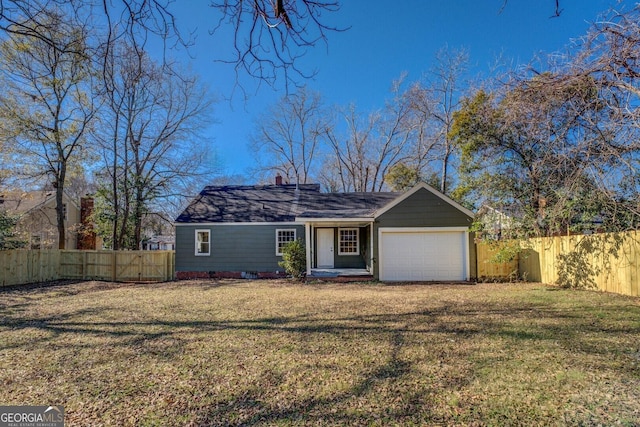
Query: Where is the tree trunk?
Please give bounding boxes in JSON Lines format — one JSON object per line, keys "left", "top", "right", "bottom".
{"left": 56, "top": 166, "right": 66, "bottom": 250}
{"left": 440, "top": 141, "right": 451, "bottom": 195}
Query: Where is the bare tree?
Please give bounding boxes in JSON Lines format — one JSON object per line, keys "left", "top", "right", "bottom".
{"left": 500, "top": 0, "right": 564, "bottom": 17}
{"left": 0, "top": 1, "right": 186, "bottom": 63}
{"left": 324, "top": 105, "right": 377, "bottom": 192}
{"left": 400, "top": 82, "right": 440, "bottom": 182}
{"left": 209, "top": 0, "right": 344, "bottom": 90}
{"left": 251, "top": 87, "right": 327, "bottom": 184}
{"left": 95, "top": 42, "right": 214, "bottom": 249}
{"left": 325, "top": 79, "right": 414, "bottom": 192}
{"left": 0, "top": 9, "right": 95, "bottom": 248}
{"left": 405, "top": 47, "right": 469, "bottom": 195}
{"left": 0, "top": 0, "right": 343, "bottom": 91}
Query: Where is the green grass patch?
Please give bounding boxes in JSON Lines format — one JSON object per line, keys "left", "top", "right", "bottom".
{"left": 1, "top": 280, "right": 639, "bottom": 426}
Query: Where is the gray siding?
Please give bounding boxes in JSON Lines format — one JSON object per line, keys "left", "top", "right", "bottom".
{"left": 376, "top": 188, "right": 472, "bottom": 228}
{"left": 176, "top": 224, "right": 305, "bottom": 273}
{"left": 372, "top": 187, "right": 475, "bottom": 279}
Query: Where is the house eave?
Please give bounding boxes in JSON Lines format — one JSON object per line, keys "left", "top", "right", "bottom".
{"left": 174, "top": 221, "right": 303, "bottom": 227}
{"left": 4, "top": 189, "right": 79, "bottom": 216}
{"left": 294, "top": 217, "right": 373, "bottom": 223}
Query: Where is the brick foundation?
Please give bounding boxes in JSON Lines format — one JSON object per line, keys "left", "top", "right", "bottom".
{"left": 176, "top": 271, "right": 288, "bottom": 280}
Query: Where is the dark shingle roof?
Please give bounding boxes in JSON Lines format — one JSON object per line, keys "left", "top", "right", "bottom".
{"left": 296, "top": 192, "right": 399, "bottom": 219}
{"left": 175, "top": 184, "right": 399, "bottom": 223}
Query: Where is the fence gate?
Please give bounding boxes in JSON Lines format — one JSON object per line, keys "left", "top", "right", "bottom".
{"left": 114, "top": 251, "right": 172, "bottom": 282}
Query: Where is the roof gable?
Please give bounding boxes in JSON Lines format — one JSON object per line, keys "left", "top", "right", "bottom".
{"left": 374, "top": 182, "right": 474, "bottom": 219}
{"left": 0, "top": 190, "right": 78, "bottom": 215}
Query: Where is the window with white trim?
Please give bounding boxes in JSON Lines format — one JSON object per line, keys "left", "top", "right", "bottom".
{"left": 339, "top": 228, "right": 359, "bottom": 255}
{"left": 276, "top": 229, "right": 296, "bottom": 255}
{"left": 195, "top": 229, "right": 210, "bottom": 256}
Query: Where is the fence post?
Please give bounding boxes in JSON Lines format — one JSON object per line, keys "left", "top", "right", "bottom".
{"left": 170, "top": 251, "right": 175, "bottom": 281}
{"left": 82, "top": 251, "right": 87, "bottom": 280}
{"left": 27, "top": 250, "right": 32, "bottom": 283}
{"left": 112, "top": 251, "right": 117, "bottom": 282}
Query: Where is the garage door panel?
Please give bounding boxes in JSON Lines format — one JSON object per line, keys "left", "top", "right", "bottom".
{"left": 380, "top": 230, "right": 466, "bottom": 281}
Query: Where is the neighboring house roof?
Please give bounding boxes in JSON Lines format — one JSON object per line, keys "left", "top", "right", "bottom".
{"left": 476, "top": 205, "right": 521, "bottom": 227}
{"left": 145, "top": 235, "right": 175, "bottom": 244}
{"left": 1, "top": 191, "right": 49, "bottom": 214}
{"left": 476, "top": 204, "right": 521, "bottom": 219}
{"left": 0, "top": 190, "right": 79, "bottom": 215}
{"left": 175, "top": 184, "right": 400, "bottom": 223}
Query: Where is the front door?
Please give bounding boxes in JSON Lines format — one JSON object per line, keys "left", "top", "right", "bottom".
{"left": 317, "top": 228, "right": 334, "bottom": 268}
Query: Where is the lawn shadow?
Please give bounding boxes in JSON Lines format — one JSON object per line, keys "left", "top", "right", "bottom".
{"left": 197, "top": 329, "right": 419, "bottom": 426}
{"left": 2, "top": 281, "right": 639, "bottom": 424}
{"left": 3, "top": 295, "right": 639, "bottom": 358}
{"left": 0, "top": 279, "right": 90, "bottom": 294}
{"left": 187, "top": 301, "right": 639, "bottom": 424}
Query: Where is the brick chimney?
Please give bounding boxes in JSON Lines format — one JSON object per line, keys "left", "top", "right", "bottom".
{"left": 80, "top": 197, "right": 93, "bottom": 223}
{"left": 78, "top": 196, "right": 97, "bottom": 250}
{"left": 275, "top": 174, "right": 283, "bottom": 185}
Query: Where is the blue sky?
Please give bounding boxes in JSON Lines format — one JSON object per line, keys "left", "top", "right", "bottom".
{"left": 166, "top": 0, "right": 630, "bottom": 180}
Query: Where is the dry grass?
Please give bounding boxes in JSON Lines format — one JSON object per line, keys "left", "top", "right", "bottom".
{"left": 1, "top": 279, "right": 639, "bottom": 426}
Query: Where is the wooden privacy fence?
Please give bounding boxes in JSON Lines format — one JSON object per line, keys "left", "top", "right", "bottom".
{"left": 2, "top": 239, "right": 638, "bottom": 297}
{"left": 476, "top": 242, "right": 519, "bottom": 280}
{"left": 0, "top": 250, "right": 60, "bottom": 287}
{"left": 520, "top": 232, "right": 639, "bottom": 297}
{"left": 477, "top": 231, "right": 640, "bottom": 297}
{"left": 0, "top": 250, "right": 175, "bottom": 287}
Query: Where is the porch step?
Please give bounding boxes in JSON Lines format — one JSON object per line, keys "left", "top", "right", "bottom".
{"left": 308, "top": 268, "right": 374, "bottom": 282}
{"left": 307, "top": 274, "right": 374, "bottom": 283}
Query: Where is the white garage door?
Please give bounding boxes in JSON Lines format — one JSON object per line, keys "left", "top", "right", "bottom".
{"left": 379, "top": 228, "right": 468, "bottom": 281}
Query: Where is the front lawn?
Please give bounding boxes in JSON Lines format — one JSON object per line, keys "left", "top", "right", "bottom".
{"left": 1, "top": 280, "right": 639, "bottom": 426}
